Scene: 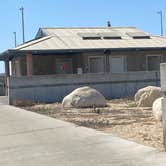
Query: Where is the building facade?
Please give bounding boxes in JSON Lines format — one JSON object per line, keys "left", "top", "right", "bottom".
{"left": 1, "top": 27, "right": 166, "bottom": 104}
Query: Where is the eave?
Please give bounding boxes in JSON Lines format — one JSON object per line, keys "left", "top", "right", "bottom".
{"left": 1, "top": 47, "right": 166, "bottom": 61}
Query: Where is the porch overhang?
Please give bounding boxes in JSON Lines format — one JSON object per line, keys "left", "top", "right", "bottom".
{"left": 1, "top": 47, "right": 166, "bottom": 61}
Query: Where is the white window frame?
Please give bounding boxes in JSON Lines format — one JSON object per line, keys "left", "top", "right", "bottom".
{"left": 88, "top": 56, "right": 106, "bottom": 73}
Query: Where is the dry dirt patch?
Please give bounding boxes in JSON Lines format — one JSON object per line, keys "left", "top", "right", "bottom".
{"left": 23, "top": 98, "right": 164, "bottom": 151}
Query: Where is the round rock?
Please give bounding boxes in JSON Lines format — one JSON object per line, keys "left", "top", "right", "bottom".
{"left": 62, "top": 86, "right": 106, "bottom": 109}
{"left": 134, "top": 86, "right": 162, "bottom": 107}
{"left": 152, "top": 97, "right": 163, "bottom": 121}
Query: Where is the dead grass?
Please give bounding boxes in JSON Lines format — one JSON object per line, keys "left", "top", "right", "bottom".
{"left": 23, "top": 98, "right": 164, "bottom": 151}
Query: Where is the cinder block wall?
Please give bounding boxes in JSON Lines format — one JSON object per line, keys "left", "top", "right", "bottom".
{"left": 8, "top": 71, "right": 160, "bottom": 104}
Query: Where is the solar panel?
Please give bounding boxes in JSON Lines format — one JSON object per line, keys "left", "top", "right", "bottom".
{"left": 99, "top": 32, "right": 122, "bottom": 39}
{"left": 126, "top": 32, "right": 150, "bottom": 39}
{"left": 78, "top": 33, "right": 101, "bottom": 40}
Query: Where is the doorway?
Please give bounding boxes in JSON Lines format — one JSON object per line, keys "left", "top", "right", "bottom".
{"left": 109, "top": 56, "right": 125, "bottom": 73}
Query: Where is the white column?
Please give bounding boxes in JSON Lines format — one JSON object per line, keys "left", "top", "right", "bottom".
{"left": 160, "top": 63, "right": 166, "bottom": 150}
{"left": 5, "top": 60, "right": 10, "bottom": 96}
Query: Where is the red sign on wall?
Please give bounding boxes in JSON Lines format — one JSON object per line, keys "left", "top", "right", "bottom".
{"left": 60, "top": 64, "right": 67, "bottom": 71}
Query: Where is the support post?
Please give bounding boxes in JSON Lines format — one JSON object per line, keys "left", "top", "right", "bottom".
{"left": 26, "top": 54, "right": 33, "bottom": 76}
{"left": 5, "top": 60, "right": 10, "bottom": 96}
{"left": 160, "top": 63, "right": 166, "bottom": 150}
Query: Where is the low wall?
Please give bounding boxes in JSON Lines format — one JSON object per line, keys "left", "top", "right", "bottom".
{"left": 8, "top": 71, "right": 160, "bottom": 104}
{"left": 0, "top": 75, "right": 5, "bottom": 96}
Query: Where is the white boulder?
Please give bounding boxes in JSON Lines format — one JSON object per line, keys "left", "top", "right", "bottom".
{"left": 62, "top": 86, "right": 106, "bottom": 109}
{"left": 152, "top": 97, "right": 163, "bottom": 121}
{"left": 134, "top": 86, "right": 162, "bottom": 107}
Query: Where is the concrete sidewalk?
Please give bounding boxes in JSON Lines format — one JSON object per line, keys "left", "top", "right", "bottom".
{"left": 0, "top": 96, "right": 8, "bottom": 105}
{"left": 0, "top": 105, "right": 166, "bottom": 166}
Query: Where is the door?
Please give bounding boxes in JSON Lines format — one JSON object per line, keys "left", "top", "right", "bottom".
{"left": 89, "top": 57, "right": 104, "bottom": 73}
{"left": 110, "top": 56, "right": 124, "bottom": 73}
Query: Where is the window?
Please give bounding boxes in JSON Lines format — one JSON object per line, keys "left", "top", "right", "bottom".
{"left": 147, "top": 55, "right": 161, "bottom": 71}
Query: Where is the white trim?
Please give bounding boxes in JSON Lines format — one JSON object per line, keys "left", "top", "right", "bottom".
{"left": 88, "top": 56, "right": 106, "bottom": 73}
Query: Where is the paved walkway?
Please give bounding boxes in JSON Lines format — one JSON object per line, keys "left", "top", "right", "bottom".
{"left": 0, "top": 103, "right": 166, "bottom": 165}
{"left": 0, "top": 96, "right": 8, "bottom": 105}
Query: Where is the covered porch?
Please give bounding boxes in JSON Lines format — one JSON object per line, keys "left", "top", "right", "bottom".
{"left": 6, "top": 49, "right": 166, "bottom": 78}
{"left": 1, "top": 49, "right": 165, "bottom": 104}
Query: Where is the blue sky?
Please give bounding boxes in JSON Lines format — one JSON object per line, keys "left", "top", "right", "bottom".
{"left": 0, "top": 0, "right": 166, "bottom": 73}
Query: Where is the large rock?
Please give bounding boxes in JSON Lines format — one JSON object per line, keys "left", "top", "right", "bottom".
{"left": 135, "top": 86, "right": 162, "bottom": 107}
{"left": 152, "top": 97, "right": 163, "bottom": 121}
{"left": 62, "top": 86, "right": 106, "bottom": 109}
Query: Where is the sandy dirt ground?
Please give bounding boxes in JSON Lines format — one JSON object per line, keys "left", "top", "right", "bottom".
{"left": 23, "top": 98, "right": 164, "bottom": 151}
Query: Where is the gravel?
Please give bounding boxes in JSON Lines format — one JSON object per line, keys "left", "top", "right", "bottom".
{"left": 23, "top": 98, "right": 164, "bottom": 151}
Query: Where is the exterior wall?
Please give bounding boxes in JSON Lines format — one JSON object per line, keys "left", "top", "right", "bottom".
{"left": 162, "top": 55, "right": 166, "bottom": 62}
{"left": 33, "top": 55, "right": 56, "bottom": 75}
{"left": 33, "top": 54, "right": 79, "bottom": 75}
{"left": 20, "top": 56, "right": 27, "bottom": 75}
{"left": 12, "top": 56, "right": 26, "bottom": 76}
{"left": 72, "top": 54, "right": 83, "bottom": 73}
{"left": 79, "top": 51, "right": 166, "bottom": 73}
{"left": 112, "top": 50, "right": 166, "bottom": 72}
{"left": 8, "top": 71, "right": 160, "bottom": 104}
{"left": 127, "top": 54, "right": 146, "bottom": 71}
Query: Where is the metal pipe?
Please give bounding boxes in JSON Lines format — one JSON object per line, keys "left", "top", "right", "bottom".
{"left": 19, "top": 7, "right": 25, "bottom": 43}
{"left": 157, "top": 10, "right": 164, "bottom": 36}
{"left": 13, "top": 32, "right": 17, "bottom": 47}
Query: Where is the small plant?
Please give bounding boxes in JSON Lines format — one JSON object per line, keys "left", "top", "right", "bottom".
{"left": 92, "top": 105, "right": 101, "bottom": 114}
{"left": 12, "top": 99, "right": 34, "bottom": 107}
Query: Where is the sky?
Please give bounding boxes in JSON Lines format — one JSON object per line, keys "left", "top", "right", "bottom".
{"left": 0, "top": 0, "right": 166, "bottom": 73}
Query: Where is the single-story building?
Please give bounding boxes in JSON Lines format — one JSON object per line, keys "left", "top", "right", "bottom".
{"left": 1, "top": 26, "right": 166, "bottom": 104}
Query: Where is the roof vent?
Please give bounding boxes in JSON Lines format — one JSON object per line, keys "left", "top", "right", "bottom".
{"left": 78, "top": 33, "right": 101, "bottom": 40}
{"left": 127, "top": 32, "right": 150, "bottom": 39}
{"left": 99, "top": 32, "right": 121, "bottom": 39}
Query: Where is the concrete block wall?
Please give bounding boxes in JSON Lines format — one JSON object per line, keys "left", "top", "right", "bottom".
{"left": 8, "top": 71, "right": 160, "bottom": 104}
